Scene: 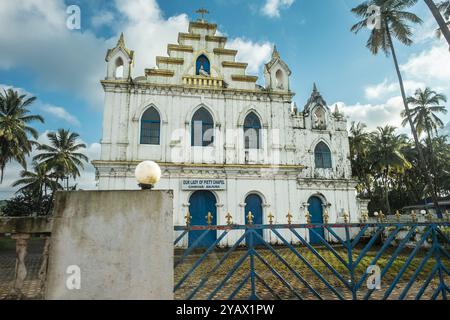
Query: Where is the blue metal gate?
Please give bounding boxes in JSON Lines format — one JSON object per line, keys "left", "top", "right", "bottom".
{"left": 174, "top": 217, "right": 449, "bottom": 300}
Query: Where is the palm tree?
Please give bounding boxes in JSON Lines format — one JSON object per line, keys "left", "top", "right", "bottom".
{"left": 402, "top": 88, "right": 448, "bottom": 195}
{"left": 12, "top": 162, "right": 62, "bottom": 196}
{"left": 349, "top": 122, "right": 373, "bottom": 197}
{"left": 402, "top": 88, "right": 447, "bottom": 140}
{"left": 369, "top": 126, "right": 412, "bottom": 214}
{"left": 437, "top": 0, "right": 450, "bottom": 38}
{"left": 12, "top": 162, "right": 62, "bottom": 215}
{"left": 351, "top": 0, "right": 443, "bottom": 216}
{"left": 438, "top": 0, "right": 450, "bottom": 19}
{"left": 33, "top": 129, "right": 88, "bottom": 189}
{"left": 424, "top": 0, "right": 450, "bottom": 46}
{"left": 0, "top": 89, "right": 44, "bottom": 182}
{"left": 424, "top": 0, "right": 450, "bottom": 47}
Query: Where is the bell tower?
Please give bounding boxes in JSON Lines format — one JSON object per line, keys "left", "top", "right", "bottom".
{"left": 105, "top": 33, "right": 134, "bottom": 80}
{"left": 264, "top": 46, "right": 291, "bottom": 92}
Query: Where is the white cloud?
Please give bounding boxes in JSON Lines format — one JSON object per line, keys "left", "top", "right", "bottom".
{"left": 112, "top": 0, "right": 189, "bottom": 76}
{"left": 40, "top": 104, "right": 80, "bottom": 126}
{"left": 0, "top": 0, "right": 109, "bottom": 109}
{"left": 344, "top": 39, "right": 450, "bottom": 132}
{"left": 0, "top": 0, "right": 277, "bottom": 111}
{"left": 227, "top": 38, "right": 273, "bottom": 74}
{"left": 92, "top": 11, "right": 115, "bottom": 29}
{"left": 413, "top": 16, "right": 440, "bottom": 44}
{"left": 262, "top": 0, "right": 295, "bottom": 18}
{"left": 334, "top": 96, "right": 405, "bottom": 131}
{"left": 401, "top": 43, "right": 450, "bottom": 83}
{"left": 112, "top": 0, "right": 272, "bottom": 78}
{"left": 364, "top": 79, "right": 426, "bottom": 100}
{"left": 1, "top": 84, "right": 80, "bottom": 127}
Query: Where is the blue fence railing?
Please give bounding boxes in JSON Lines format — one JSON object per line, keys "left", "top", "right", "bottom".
{"left": 174, "top": 222, "right": 449, "bottom": 300}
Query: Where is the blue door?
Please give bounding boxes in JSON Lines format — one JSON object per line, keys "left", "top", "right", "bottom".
{"left": 308, "top": 196, "right": 325, "bottom": 245}
{"left": 189, "top": 191, "right": 217, "bottom": 248}
{"left": 245, "top": 194, "right": 264, "bottom": 246}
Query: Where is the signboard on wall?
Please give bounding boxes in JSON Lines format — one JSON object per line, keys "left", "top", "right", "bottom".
{"left": 181, "top": 179, "right": 226, "bottom": 190}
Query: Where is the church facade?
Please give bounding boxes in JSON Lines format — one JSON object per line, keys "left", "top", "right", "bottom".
{"left": 92, "top": 19, "right": 366, "bottom": 247}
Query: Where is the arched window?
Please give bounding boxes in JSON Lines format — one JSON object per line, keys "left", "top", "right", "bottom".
{"left": 314, "top": 142, "right": 332, "bottom": 169}
{"left": 191, "top": 107, "right": 214, "bottom": 147}
{"left": 275, "top": 69, "right": 284, "bottom": 89}
{"left": 140, "top": 107, "right": 160, "bottom": 145}
{"left": 196, "top": 54, "right": 210, "bottom": 76}
{"left": 244, "top": 112, "right": 262, "bottom": 149}
{"left": 115, "top": 57, "right": 124, "bottom": 79}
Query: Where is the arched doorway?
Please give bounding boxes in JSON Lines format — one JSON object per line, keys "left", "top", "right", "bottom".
{"left": 189, "top": 191, "right": 217, "bottom": 248}
{"left": 308, "top": 196, "right": 325, "bottom": 245}
{"left": 245, "top": 194, "right": 264, "bottom": 246}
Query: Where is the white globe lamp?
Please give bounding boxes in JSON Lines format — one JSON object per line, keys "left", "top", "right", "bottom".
{"left": 135, "top": 161, "right": 161, "bottom": 190}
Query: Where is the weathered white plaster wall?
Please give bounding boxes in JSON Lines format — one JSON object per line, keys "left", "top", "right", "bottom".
{"left": 45, "top": 190, "right": 173, "bottom": 300}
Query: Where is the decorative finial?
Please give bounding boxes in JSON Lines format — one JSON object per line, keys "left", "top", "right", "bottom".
{"left": 395, "top": 210, "right": 401, "bottom": 222}
{"left": 360, "top": 211, "right": 369, "bottom": 223}
{"left": 225, "top": 212, "right": 233, "bottom": 225}
{"left": 247, "top": 211, "right": 254, "bottom": 225}
{"left": 205, "top": 212, "right": 213, "bottom": 225}
{"left": 313, "top": 82, "right": 318, "bottom": 92}
{"left": 117, "top": 32, "right": 125, "bottom": 48}
{"left": 268, "top": 212, "right": 274, "bottom": 225}
{"left": 185, "top": 211, "right": 192, "bottom": 226}
{"left": 196, "top": 8, "right": 209, "bottom": 22}
{"left": 426, "top": 211, "right": 433, "bottom": 222}
{"left": 286, "top": 211, "right": 293, "bottom": 225}
{"left": 272, "top": 45, "right": 280, "bottom": 59}
{"left": 305, "top": 210, "right": 311, "bottom": 224}
{"left": 379, "top": 210, "right": 385, "bottom": 223}
{"left": 343, "top": 211, "right": 349, "bottom": 224}
{"left": 411, "top": 210, "right": 417, "bottom": 222}
{"left": 323, "top": 207, "right": 329, "bottom": 224}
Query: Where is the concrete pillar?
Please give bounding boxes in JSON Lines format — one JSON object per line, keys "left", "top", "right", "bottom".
{"left": 45, "top": 190, "right": 173, "bottom": 300}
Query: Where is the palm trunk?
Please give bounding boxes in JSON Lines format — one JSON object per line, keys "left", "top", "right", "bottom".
{"left": 0, "top": 162, "right": 4, "bottom": 183}
{"left": 385, "top": 22, "right": 443, "bottom": 218}
{"left": 425, "top": 126, "right": 438, "bottom": 195}
{"left": 384, "top": 167, "right": 391, "bottom": 214}
{"left": 424, "top": 0, "right": 450, "bottom": 49}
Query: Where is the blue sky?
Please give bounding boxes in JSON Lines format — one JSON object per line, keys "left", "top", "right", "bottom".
{"left": 0, "top": 0, "right": 449, "bottom": 198}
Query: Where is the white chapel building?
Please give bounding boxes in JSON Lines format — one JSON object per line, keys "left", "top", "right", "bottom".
{"left": 93, "top": 18, "right": 366, "bottom": 247}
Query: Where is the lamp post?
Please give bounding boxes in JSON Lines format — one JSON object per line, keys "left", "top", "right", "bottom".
{"left": 135, "top": 161, "right": 161, "bottom": 190}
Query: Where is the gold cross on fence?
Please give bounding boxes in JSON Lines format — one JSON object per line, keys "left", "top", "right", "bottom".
{"left": 305, "top": 211, "right": 311, "bottom": 224}
{"left": 343, "top": 211, "right": 349, "bottom": 224}
{"left": 395, "top": 210, "right": 401, "bottom": 222}
{"left": 247, "top": 211, "right": 254, "bottom": 225}
{"left": 323, "top": 209, "right": 329, "bottom": 224}
{"left": 268, "top": 212, "right": 274, "bottom": 225}
{"left": 196, "top": 8, "right": 209, "bottom": 21}
{"left": 286, "top": 211, "right": 293, "bottom": 225}
{"left": 225, "top": 212, "right": 233, "bottom": 225}
{"left": 205, "top": 212, "right": 213, "bottom": 225}
{"left": 184, "top": 211, "right": 192, "bottom": 226}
